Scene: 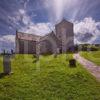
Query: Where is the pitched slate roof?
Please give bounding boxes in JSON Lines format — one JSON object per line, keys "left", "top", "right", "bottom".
{"left": 16, "top": 32, "right": 41, "bottom": 41}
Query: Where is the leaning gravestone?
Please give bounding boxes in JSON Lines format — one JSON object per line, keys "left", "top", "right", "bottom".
{"left": 3, "top": 54, "right": 11, "bottom": 75}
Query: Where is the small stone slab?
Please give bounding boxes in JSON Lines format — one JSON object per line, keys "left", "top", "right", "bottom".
{"left": 69, "top": 59, "right": 76, "bottom": 67}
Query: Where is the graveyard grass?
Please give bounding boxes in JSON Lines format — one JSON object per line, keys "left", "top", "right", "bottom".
{"left": 80, "top": 51, "right": 100, "bottom": 66}
{"left": 0, "top": 54, "right": 100, "bottom": 100}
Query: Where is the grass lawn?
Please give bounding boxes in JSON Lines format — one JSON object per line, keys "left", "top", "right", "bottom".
{"left": 0, "top": 54, "right": 100, "bottom": 100}
{"left": 80, "top": 51, "right": 100, "bottom": 66}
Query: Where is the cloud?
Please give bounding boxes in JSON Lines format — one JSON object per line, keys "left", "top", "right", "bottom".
{"left": 0, "top": 0, "right": 35, "bottom": 31}
{"left": 0, "top": 35, "right": 15, "bottom": 43}
{"left": 74, "top": 17, "right": 100, "bottom": 43}
{"left": 16, "top": 9, "right": 32, "bottom": 25}
{"left": 0, "top": 35, "right": 15, "bottom": 52}
{"left": 24, "top": 0, "right": 30, "bottom": 9}
{"left": 7, "top": 8, "right": 34, "bottom": 30}
{"left": 20, "top": 22, "right": 54, "bottom": 36}
{"left": 18, "top": 9, "right": 32, "bottom": 25}
{"left": 18, "top": 7, "right": 54, "bottom": 36}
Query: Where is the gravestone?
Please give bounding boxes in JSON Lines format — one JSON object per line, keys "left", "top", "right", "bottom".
{"left": 69, "top": 59, "right": 76, "bottom": 67}
{"left": 54, "top": 48, "right": 60, "bottom": 58}
{"left": 3, "top": 54, "right": 11, "bottom": 75}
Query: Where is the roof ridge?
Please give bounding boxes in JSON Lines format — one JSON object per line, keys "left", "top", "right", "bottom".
{"left": 55, "top": 19, "right": 73, "bottom": 26}
{"left": 17, "top": 31, "right": 41, "bottom": 37}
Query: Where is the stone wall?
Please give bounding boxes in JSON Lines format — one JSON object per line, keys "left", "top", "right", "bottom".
{"left": 40, "top": 40, "right": 53, "bottom": 54}
{"left": 40, "top": 32, "right": 60, "bottom": 54}
{"left": 16, "top": 39, "right": 36, "bottom": 54}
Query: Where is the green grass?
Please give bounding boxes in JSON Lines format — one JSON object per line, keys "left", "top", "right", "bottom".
{"left": 80, "top": 51, "right": 100, "bottom": 66}
{"left": 0, "top": 54, "right": 100, "bottom": 100}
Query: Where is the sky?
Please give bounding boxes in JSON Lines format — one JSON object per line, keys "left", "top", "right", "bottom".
{"left": 0, "top": 0, "right": 100, "bottom": 52}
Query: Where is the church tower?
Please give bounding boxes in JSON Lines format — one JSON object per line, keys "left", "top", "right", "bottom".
{"left": 55, "top": 19, "right": 74, "bottom": 52}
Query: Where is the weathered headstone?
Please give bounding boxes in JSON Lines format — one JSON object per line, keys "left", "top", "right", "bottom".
{"left": 54, "top": 48, "right": 60, "bottom": 58}
{"left": 69, "top": 59, "right": 76, "bottom": 67}
{"left": 3, "top": 55, "right": 11, "bottom": 75}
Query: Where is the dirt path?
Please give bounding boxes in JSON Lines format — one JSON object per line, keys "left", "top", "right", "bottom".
{"left": 73, "top": 53, "right": 100, "bottom": 81}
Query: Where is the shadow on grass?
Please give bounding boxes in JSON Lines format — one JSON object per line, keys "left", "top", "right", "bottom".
{"left": 0, "top": 73, "right": 13, "bottom": 79}
{"left": 0, "top": 73, "right": 6, "bottom": 79}
{"left": 33, "top": 59, "right": 39, "bottom": 63}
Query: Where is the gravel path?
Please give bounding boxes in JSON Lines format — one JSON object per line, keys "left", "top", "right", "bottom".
{"left": 73, "top": 53, "right": 100, "bottom": 81}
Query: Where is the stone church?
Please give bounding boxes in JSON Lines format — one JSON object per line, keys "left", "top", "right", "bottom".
{"left": 15, "top": 19, "right": 74, "bottom": 54}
